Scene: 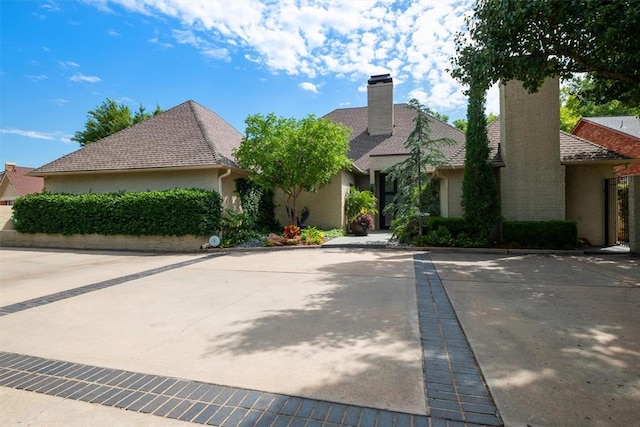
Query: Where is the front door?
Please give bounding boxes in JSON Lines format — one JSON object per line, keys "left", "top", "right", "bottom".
{"left": 379, "top": 173, "right": 397, "bottom": 230}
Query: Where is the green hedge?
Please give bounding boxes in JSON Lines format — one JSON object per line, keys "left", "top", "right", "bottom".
{"left": 503, "top": 220, "right": 578, "bottom": 249}
{"left": 425, "top": 217, "right": 471, "bottom": 237}
{"left": 12, "top": 189, "right": 222, "bottom": 236}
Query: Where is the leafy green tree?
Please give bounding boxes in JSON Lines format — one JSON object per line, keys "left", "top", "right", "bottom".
{"left": 233, "top": 113, "right": 352, "bottom": 225}
{"left": 383, "top": 99, "right": 454, "bottom": 241}
{"left": 560, "top": 76, "right": 640, "bottom": 131}
{"left": 72, "top": 98, "right": 162, "bottom": 146}
{"left": 461, "top": 84, "right": 501, "bottom": 243}
{"left": 431, "top": 111, "right": 450, "bottom": 123}
{"left": 451, "top": 0, "right": 640, "bottom": 107}
{"left": 453, "top": 113, "right": 498, "bottom": 133}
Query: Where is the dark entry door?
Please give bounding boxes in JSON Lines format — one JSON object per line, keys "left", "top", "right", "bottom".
{"left": 379, "top": 173, "right": 397, "bottom": 230}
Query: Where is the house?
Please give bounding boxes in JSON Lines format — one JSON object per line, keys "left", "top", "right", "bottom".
{"left": 571, "top": 116, "right": 640, "bottom": 176}
{"left": 0, "top": 162, "right": 44, "bottom": 205}
{"left": 29, "top": 100, "right": 247, "bottom": 210}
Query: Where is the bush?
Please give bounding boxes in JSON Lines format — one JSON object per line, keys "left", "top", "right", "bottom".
{"left": 235, "top": 178, "right": 279, "bottom": 232}
{"left": 425, "top": 217, "right": 471, "bottom": 237}
{"left": 220, "top": 210, "right": 262, "bottom": 247}
{"left": 422, "top": 226, "right": 454, "bottom": 246}
{"left": 300, "top": 227, "right": 325, "bottom": 245}
{"left": 503, "top": 220, "right": 578, "bottom": 249}
{"left": 12, "top": 189, "right": 221, "bottom": 236}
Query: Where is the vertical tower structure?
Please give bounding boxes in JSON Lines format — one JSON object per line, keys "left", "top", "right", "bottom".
{"left": 367, "top": 74, "right": 394, "bottom": 136}
{"left": 499, "top": 78, "right": 565, "bottom": 220}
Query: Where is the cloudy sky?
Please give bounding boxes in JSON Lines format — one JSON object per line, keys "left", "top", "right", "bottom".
{"left": 1, "top": 0, "right": 498, "bottom": 168}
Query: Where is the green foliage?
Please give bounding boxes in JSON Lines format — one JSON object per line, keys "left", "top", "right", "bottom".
{"left": 344, "top": 188, "right": 378, "bottom": 222}
{"left": 234, "top": 178, "right": 279, "bottom": 232}
{"left": 452, "top": 0, "right": 640, "bottom": 108}
{"left": 426, "top": 217, "right": 471, "bottom": 237}
{"left": 300, "top": 227, "right": 325, "bottom": 245}
{"left": 12, "top": 189, "right": 221, "bottom": 236}
{"left": 461, "top": 85, "right": 501, "bottom": 241}
{"left": 423, "top": 226, "right": 454, "bottom": 246}
{"left": 234, "top": 113, "right": 352, "bottom": 224}
{"left": 560, "top": 76, "right": 640, "bottom": 132}
{"left": 383, "top": 99, "right": 455, "bottom": 240}
{"left": 323, "top": 228, "right": 346, "bottom": 238}
{"left": 220, "top": 210, "right": 262, "bottom": 247}
{"left": 452, "top": 113, "right": 498, "bottom": 133}
{"left": 413, "top": 219, "right": 487, "bottom": 247}
{"left": 503, "top": 220, "right": 578, "bottom": 249}
{"left": 71, "top": 98, "right": 162, "bottom": 146}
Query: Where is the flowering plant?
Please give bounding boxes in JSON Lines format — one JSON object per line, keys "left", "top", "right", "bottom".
{"left": 283, "top": 224, "right": 300, "bottom": 239}
{"left": 354, "top": 213, "right": 374, "bottom": 230}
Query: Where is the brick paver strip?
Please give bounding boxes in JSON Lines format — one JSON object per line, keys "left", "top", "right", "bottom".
{"left": 0, "top": 253, "right": 226, "bottom": 317}
{"left": 414, "top": 252, "right": 502, "bottom": 426}
{"left": 0, "top": 251, "right": 503, "bottom": 426}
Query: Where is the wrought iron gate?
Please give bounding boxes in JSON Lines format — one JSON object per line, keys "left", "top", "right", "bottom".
{"left": 605, "top": 176, "right": 630, "bottom": 246}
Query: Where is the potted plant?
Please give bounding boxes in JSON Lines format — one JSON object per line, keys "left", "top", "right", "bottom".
{"left": 345, "top": 188, "right": 378, "bottom": 236}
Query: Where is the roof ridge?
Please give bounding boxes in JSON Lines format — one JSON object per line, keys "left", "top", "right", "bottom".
{"left": 187, "top": 100, "right": 222, "bottom": 164}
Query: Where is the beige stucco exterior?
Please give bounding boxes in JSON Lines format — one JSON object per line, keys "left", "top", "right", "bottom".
{"left": 500, "top": 78, "right": 566, "bottom": 221}
{"left": 565, "top": 164, "right": 616, "bottom": 245}
{"left": 273, "top": 170, "right": 354, "bottom": 230}
{"left": 438, "top": 169, "right": 464, "bottom": 218}
{"left": 42, "top": 168, "right": 244, "bottom": 211}
{"left": 0, "top": 179, "right": 19, "bottom": 204}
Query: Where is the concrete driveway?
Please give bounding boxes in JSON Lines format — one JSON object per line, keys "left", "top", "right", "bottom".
{"left": 431, "top": 252, "right": 639, "bottom": 427}
{"left": 0, "top": 247, "right": 638, "bottom": 426}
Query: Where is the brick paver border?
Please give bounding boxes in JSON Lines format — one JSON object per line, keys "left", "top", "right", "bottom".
{"left": 0, "top": 250, "right": 503, "bottom": 426}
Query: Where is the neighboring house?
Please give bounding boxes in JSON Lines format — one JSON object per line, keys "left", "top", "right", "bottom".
{"left": 29, "top": 100, "right": 248, "bottom": 210}
{"left": 571, "top": 116, "right": 640, "bottom": 176}
{"left": 0, "top": 162, "right": 44, "bottom": 205}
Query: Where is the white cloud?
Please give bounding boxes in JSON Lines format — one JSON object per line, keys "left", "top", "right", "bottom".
{"left": 88, "top": 0, "right": 477, "bottom": 113}
{"left": 69, "top": 73, "right": 101, "bottom": 83}
{"left": 58, "top": 60, "right": 80, "bottom": 69}
{"left": 26, "top": 74, "right": 48, "bottom": 81}
{"left": 299, "top": 82, "right": 319, "bottom": 94}
{"left": 1, "top": 128, "right": 71, "bottom": 142}
{"left": 51, "top": 98, "right": 69, "bottom": 106}
{"left": 107, "top": 28, "right": 121, "bottom": 37}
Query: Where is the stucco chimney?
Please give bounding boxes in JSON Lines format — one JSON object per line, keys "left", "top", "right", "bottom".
{"left": 367, "top": 74, "right": 394, "bottom": 136}
{"left": 5, "top": 162, "right": 16, "bottom": 172}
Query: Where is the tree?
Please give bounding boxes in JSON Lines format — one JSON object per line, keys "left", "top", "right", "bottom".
{"left": 451, "top": 0, "right": 640, "bottom": 107}
{"left": 461, "top": 84, "right": 501, "bottom": 242}
{"left": 382, "top": 99, "right": 454, "bottom": 242}
{"left": 72, "top": 98, "right": 162, "bottom": 146}
{"left": 453, "top": 113, "right": 498, "bottom": 133}
{"left": 560, "top": 76, "right": 640, "bottom": 131}
{"left": 233, "top": 113, "right": 352, "bottom": 225}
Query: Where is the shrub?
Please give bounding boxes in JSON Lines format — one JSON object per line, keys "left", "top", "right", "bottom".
{"left": 234, "top": 178, "right": 279, "bottom": 232}
{"left": 12, "top": 189, "right": 221, "bottom": 236}
{"left": 283, "top": 224, "right": 300, "bottom": 239}
{"left": 220, "top": 210, "right": 262, "bottom": 247}
{"left": 423, "top": 225, "right": 454, "bottom": 246}
{"left": 300, "top": 227, "right": 325, "bottom": 245}
{"left": 425, "top": 217, "right": 471, "bottom": 237}
{"left": 503, "top": 220, "right": 578, "bottom": 249}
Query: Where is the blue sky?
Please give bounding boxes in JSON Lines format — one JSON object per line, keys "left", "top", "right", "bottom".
{"left": 1, "top": 0, "right": 498, "bottom": 169}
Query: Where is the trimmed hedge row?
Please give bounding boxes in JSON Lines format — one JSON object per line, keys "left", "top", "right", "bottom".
{"left": 421, "top": 217, "right": 578, "bottom": 249}
{"left": 12, "top": 189, "right": 222, "bottom": 236}
{"left": 503, "top": 220, "right": 578, "bottom": 249}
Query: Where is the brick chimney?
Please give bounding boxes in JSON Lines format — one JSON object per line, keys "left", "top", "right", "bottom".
{"left": 367, "top": 74, "right": 394, "bottom": 136}
{"left": 5, "top": 162, "right": 16, "bottom": 172}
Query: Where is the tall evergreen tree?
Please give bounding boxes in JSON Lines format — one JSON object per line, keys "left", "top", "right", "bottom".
{"left": 461, "top": 84, "right": 500, "bottom": 242}
{"left": 383, "top": 99, "right": 454, "bottom": 241}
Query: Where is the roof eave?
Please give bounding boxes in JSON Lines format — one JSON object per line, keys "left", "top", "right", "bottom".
{"left": 28, "top": 164, "right": 240, "bottom": 177}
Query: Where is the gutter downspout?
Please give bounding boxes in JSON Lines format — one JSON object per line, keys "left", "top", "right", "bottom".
{"left": 218, "top": 167, "right": 232, "bottom": 199}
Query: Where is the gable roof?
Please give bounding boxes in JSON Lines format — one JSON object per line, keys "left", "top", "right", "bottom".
{"left": 445, "top": 118, "right": 630, "bottom": 168}
{"left": 0, "top": 165, "right": 44, "bottom": 196}
{"left": 31, "top": 100, "right": 243, "bottom": 176}
{"left": 581, "top": 116, "right": 640, "bottom": 139}
{"left": 324, "top": 103, "right": 466, "bottom": 173}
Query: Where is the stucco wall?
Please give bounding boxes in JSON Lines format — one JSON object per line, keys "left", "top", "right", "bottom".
{"left": 0, "top": 230, "right": 206, "bottom": 252}
{"left": 438, "top": 169, "right": 464, "bottom": 218}
{"left": 565, "top": 164, "right": 615, "bottom": 246}
{"left": 273, "top": 170, "right": 353, "bottom": 230}
{"left": 500, "top": 78, "right": 566, "bottom": 220}
{"left": 44, "top": 169, "right": 220, "bottom": 194}
{"left": 0, "top": 205, "right": 14, "bottom": 230}
{"left": 369, "top": 155, "right": 409, "bottom": 184}
{"left": 0, "top": 180, "right": 18, "bottom": 203}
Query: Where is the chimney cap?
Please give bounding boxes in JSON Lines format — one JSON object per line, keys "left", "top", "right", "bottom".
{"left": 5, "top": 162, "right": 16, "bottom": 172}
{"left": 368, "top": 74, "right": 392, "bottom": 85}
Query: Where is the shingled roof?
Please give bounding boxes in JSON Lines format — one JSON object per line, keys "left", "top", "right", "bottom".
{"left": 324, "top": 103, "right": 466, "bottom": 173}
{"left": 446, "top": 118, "right": 630, "bottom": 168}
{"left": 0, "top": 165, "right": 44, "bottom": 196}
{"left": 31, "top": 100, "right": 243, "bottom": 175}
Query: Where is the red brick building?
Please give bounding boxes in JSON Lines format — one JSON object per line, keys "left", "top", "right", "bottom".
{"left": 572, "top": 116, "right": 640, "bottom": 176}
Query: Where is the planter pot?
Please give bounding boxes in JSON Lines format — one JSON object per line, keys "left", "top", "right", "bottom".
{"left": 350, "top": 221, "right": 369, "bottom": 236}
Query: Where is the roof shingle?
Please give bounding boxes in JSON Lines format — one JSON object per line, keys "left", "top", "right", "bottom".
{"left": 31, "top": 100, "right": 243, "bottom": 175}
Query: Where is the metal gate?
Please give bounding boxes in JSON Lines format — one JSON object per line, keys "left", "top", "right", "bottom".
{"left": 605, "top": 176, "right": 630, "bottom": 246}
